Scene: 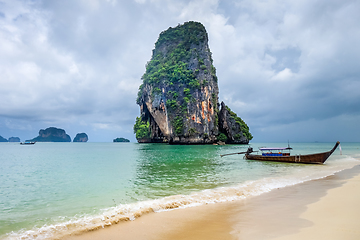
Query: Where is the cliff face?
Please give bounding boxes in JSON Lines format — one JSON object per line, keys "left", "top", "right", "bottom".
{"left": 73, "top": 133, "right": 88, "bottom": 142}
{"left": 29, "top": 127, "right": 71, "bottom": 142}
{"left": 135, "top": 21, "right": 252, "bottom": 144}
{"left": 136, "top": 21, "right": 219, "bottom": 144}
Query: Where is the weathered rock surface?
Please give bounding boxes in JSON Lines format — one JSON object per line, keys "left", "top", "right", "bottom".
{"left": 134, "top": 21, "right": 252, "bottom": 144}
{"left": 135, "top": 21, "right": 219, "bottom": 144}
{"left": 28, "top": 127, "right": 71, "bottom": 142}
{"left": 73, "top": 133, "right": 88, "bottom": 142}
{"left": 8, "top": 137, "right": 20, "bottom": 142}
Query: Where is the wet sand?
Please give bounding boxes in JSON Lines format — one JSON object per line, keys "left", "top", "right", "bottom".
{"left": 65, "top": 165, "right": 360, "bottom": 240}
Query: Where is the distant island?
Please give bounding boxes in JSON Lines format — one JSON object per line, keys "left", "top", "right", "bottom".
{"left": 0, "top": 135, "right": 8, "bottom": 142}
{"left": 113, "top": 138, "right": 130, "bottom": 142}
{"left": 134, "top": 21, "right": 252, "bottom": 144}
{"left": 27, "top": 127, "right": 71, "bottom": 142}
{"left": 0, "top": 136, "right": 21, "bottom": 142}
{"left": 73, "top": 133, "right": 88, "bottom": 142}
{"left": 8, "top": 137, "right": 20, "bottom": 142}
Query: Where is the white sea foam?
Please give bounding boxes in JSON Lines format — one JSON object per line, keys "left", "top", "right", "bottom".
{"left": 4, "top": 156, "right": 359, "bottom": 240}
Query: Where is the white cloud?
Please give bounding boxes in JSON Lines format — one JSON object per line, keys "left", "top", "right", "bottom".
{"left": 271, "top": 68, "right": 294, "bottom": 82}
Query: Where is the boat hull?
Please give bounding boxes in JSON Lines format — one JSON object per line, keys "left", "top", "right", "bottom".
{"left": 245, "top": 141, "right": 340, "bottom": 164}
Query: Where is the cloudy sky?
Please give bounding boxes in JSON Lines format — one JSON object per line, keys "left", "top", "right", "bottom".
{"left": 0, "top": 0, "right": 359, "bottom": 142}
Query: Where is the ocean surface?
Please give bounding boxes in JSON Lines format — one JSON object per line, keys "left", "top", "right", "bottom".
{"left": 0, "top": 142, "right": 359, "bottom": 239}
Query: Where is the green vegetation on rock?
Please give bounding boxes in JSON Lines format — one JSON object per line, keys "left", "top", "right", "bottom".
{"left": 136, "top": 22, "right": 218, "bottom": 138}
{"left": 134, "top": 21, "right": 252, "bottom": 144}
{"left": 172, "top": 116, "right": 184, "bottom": 135}
{"left": 133, "top": 117, "right": 150, "bottom": 140}
{"left": 136, "top": 21, "right": 219, "bottom": 139}
{"left": 217, "top": 133, "right": 228, "bottom": 142}
{"left": 166, "top": 99, "right": 178, "bottom": 111}
{"left": 155, "top": 22, "right": 207, "bottom": 48}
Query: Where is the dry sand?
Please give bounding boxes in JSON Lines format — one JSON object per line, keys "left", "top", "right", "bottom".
{"left": 272, "top": 167, "right": 360, "bottom": 240}
{"left": 65, "top": 165, "right": 360, "bottom": 240}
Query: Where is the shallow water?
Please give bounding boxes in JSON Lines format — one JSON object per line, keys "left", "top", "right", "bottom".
{"left": 0, "top": 142, "right": 359, "bottom": 239}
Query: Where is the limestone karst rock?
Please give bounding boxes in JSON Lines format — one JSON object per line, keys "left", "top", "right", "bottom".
{"left": 0, "top": 135, "right": 8, "bottom": 142}
{"left": 113, "top": 137, "right": 130, "bottom": 142}
{"left": 28, "top": 127, "right": 71, "bottom": 142}
{"left": 218, "top": 102, "right": 252, "bottom": 144}
{"left": 73, "top": 133, "right": 88, "bottom": 142}
{"left": 8, "top": 137, "right": 20, "bottom": 142}
{"left": 134, "top": 21, "right": 252, "bottom": 144}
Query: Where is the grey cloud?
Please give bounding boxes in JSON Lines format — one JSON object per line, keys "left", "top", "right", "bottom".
{"left": 266, "top": 47, "right": 301, "bottom": 73}
{"left": 0, "top": 0, "right": 359, "bottom": 142}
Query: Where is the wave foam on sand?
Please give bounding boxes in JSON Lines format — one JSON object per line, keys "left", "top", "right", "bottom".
{"left": 5, "top": 156, "right": 359, "bottom": 240}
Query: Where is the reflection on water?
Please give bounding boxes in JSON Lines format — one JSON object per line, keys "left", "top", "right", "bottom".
{"left": 128, "top": 143, "right": 315, "bottom": 202}
{"left": 128, "top": 142, "right": 355, "bottom": 202}
{"left": 130, "top": 144, "right": 229, "bottom": 200}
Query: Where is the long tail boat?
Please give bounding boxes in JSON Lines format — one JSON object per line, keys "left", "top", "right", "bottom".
{"left": 245, "top": 141, "right": 340, "bottom": 164}
{"left": 20, "top": 141, "right": 36, "bottom": 145}
{"left": 221, "top": 141, "right": 340, "bottom": 164}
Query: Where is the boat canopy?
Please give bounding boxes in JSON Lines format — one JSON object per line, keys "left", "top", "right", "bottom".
{"left": 259, "top": 147, "right": 292, "bottom": 151}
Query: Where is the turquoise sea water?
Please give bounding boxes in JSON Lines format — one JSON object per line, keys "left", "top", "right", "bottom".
{"left": 0, "top": 142, "right": 359, "bottom": 239}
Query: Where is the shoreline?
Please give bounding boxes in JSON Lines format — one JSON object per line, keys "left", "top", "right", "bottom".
{"left": 64, "top": 164, "right": 360, "bottom": 240}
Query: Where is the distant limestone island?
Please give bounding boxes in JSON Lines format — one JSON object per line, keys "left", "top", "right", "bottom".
{"left": 27, "top": 127, "right": 88, "bottom": 142}
{"left": 8, "top": 137, "right": 20, "bottom": 142}
{"left": 73, "top": 133, "right": 88, "bottom": 142}
{"left": 3, "top": 127, "right": 128, "bottom": 143}
{"left": 134, "top": 21, "right": 253, "bottom": 144}
{"left": 113, "top": 137, "right": 130, "bottom": 142}
{"left": 0, "top": 136, "right": 21, "bottom": 142}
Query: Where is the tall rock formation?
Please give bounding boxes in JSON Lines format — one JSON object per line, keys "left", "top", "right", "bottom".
{"left": 134, "top": 21, "right": 252, "bottom": 144}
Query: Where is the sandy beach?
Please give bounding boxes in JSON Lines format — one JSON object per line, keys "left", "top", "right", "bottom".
{"left": 65, "top": 165, "right": 360, "bottom": 240}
